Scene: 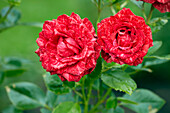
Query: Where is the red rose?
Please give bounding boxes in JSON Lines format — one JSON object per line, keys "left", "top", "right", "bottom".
{"left": 35, "top": 12, "right": 101, "bottom": 82}
{"left": 97, "top": 8, "right": 153, "bottom": 66}
{"left": 138, "top": 0, "right": 170, "bottom": 13}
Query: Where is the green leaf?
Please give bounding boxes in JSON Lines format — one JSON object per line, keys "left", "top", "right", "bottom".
{"left": 6, "top": 82, "right": 46, "bottom": 110}
{"left": 2, "top": 105, "right": 22, "bottom": 113}
{"left": 122, "top": 89, "right": 165, "bottom": 113}
{"left": 130, "top": 65, "right": 152, "bottom": 73}
{"left": 46, "top": 91, "right": 58, "bottom": 108}
{"left": 43, "top": 73, "right": 70, "bottom": 95}
{"left": 19, "top": 22, "right": 43, "bottom": 28}
{"left": 4, "top": 69, "right": 26, "bottom": 77}
{"left": 113, "top": 106, "right": 125, "bottom": 113}
{"left": 117, "top": 97, "right": 138, "bottom": 105}
{"left": 147, "top": 41, "right": 162, "bottom": 56}
{"left": 106, "top": 96, "right": 117, "bottom": 109}
{"left": 150, "top": 18, "right": 168, "bottom": 33}
{"left": 145, "top": 59, "right": 169, "bottom": 67}
{"left": 8, "top": 0, "right": 22, "bottom": 6}
{"left": 56, "top": 92, "right": 75, "bottom": 104}
{"left": 102, "top": 108, "right": 114, "bottom": 113}
{"left": 144, "top": 54, "right": 170, "bottom": 60}
{"left": 52, "top": 102, "right": 81, "bottom": 113}
{"left": 0, "top": 7, "right": 21, "bottom": 32}
{"left": 0, "top": 71, "right": 5, "bottom": 84}
{"left": 130, "top": 0, "right": 143, "bottom": 8}
{"left": 63, "top": 81, "right": 75, "bottom": 88}
{"left": 92, "top": 79, "right": 100, "bottom": 90}
{"left": 101, "top": 70, "right": 137, "bottom": 95}
{"left": 88, "top": 56, "right": 102, "bottom": 79}
{"left": 40, "top": 108, "right": 51, "bottom": 113}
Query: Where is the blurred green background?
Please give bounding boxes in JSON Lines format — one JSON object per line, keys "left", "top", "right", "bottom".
{"left": 0, "top": 0, "right": 170, "bottom": 112}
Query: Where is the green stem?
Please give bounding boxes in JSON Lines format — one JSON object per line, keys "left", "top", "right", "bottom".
{"left": 84, "top": 80, "right": 94, "bottom": 113}
{"left": 82, "top": 77, "right": 87, "bottom": 113}
{"left": 147, "top": 5, "right": 154, "bottom": 24}
{"left": 89, "top": 88, "right": 112, "bottom": 113}
{"left": 142, "top": 2, "right": 147, "bottom": 20}
{"left": 96, "top": 0, "right": 101, "bottom": 25}
{"left": 44, "top": 104, "right": 52, "bottom": 111}
{"left": 73, "top": 88, "right": 83, "bottom": 99}
{"left": 0, "top": 5, "right": 14, "bottom": 23}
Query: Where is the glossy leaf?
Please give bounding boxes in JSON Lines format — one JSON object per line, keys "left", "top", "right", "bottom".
{"left": 117, "top": 97, "right": 138, "bottom": 105}
{"left": 2, "top": 105, "right": 22, "bottom": 113}
{"left": 147, "top": 41, "right": 162, "bottom": 56}
{"left": 101, "top": 70, "right": 137, "bottom": 95}
{"left": 145, "top": 59, "right": 169, "bottom": 67}
{"left": 6, "top": 82, "right": 46, "bottom": 110}
{"left": 52, "top": 102, "right": 81, "bottom": 113}
{"left": 88, "top": 56, "right": 102, "bottom": 79}
{"left": 122, "top": 89, "right": 165, "bottom": 113}
{"left": 63, "top": 81, "right": 75, "bottom": 88}
{"left": 43, "top": 73, "right": 70, "bottom": 95}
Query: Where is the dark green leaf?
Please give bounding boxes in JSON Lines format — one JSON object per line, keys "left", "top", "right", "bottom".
{"left": 92, "top": 79, "right": 100, "bottom": 90}
{"left": 0, "top": 71, "right": 5, "bottom": 84}
{"left": 43, "top": 73, "right": 70, "bottom": 95}
{"left": 147, "top": 41, "right": 162, "bottom": 56}
{"left": 145, "top": 59, "right": 169, "bottom": 67}
{"left": 150, "top": 18, "right": 168, "bottom": 33}
{"left": 6, "top": 82, "right": 46, "bottom": 110}
{"left": 2, "top": 105, "right": 22, "bottom": 113}
{"left": 52, "top": 102, "right": 81, "bottom": 113}
{"left": 88, "top": 56, "right": 102, "bottom": 79}
{"left": 113, "top": 106, "right": 124, "bottom": 113}
{"left": 106, "top": 96, "right": 117, "bottom": 109}
{"left": 130, "top": 0, "right": 143, "bottom": 8}
{"left": 144, "top": 54, "right": 170, "bottom": 60}
{"left": 4, "top": 69, "right": 26, "bottom": 77}
{"left": 101, "top": 70, "right": 137, "bottom": 95}
{"left": 117, "top": 97, "right": 138, "bottom": 105}
{"left": 8, "top": 0, "right": 22, "bottom": 6}
{"left": 46, "top": 91, "right": 58, "bottom": 108}
{"left": 40, "top": 108, "right": 51, "bottom": 113}
{"left": 122, "top": 89, "right": 165, "bottom": 113}
{"left": 63, "top": 81, "right": 75, "bottom": 88}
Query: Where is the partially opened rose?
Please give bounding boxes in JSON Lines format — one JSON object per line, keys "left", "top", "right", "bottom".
{"left": 138, "top": 0, "right": 170, "bottom": 13}
{"left": 97, "top": 8, "right": 153, "bottom": 66}
{"left": 35, "top": 13, "right": 101, "bottom": 82}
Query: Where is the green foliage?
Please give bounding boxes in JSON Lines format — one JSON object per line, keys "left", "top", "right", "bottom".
{"left": 88, "top": 56, "right": 102, "bottom": 79}
{"left": 43, "top": 73, "right": 70, "bottom": 95}
{"left": 117, "top": 97, "right": 138, "bottom": 105}
{"left": 122, "top": 89, "right": 165, "bottom": 113}
{"left": 45, "top": 91, "right": 58, "bottom": 108}
{"left": 6, "top": 82, "right": 46, "bottom": 110}
{"left": 0, "top": 7, "right": 21, "bottom": 32}
{"left": 0, "top": 71, "right": 5, "bottom": 84}
{"left": 101, "top": 70, "right": 137, "bottom": 95}
{"left": 2, "top": 105, "right": 22, "bottom": 113}
{"left": 8, "top": 0, "right": 22, "bottom": 6}
{"left": 52, "top": 102, "right": 81, "bottom": 113}
{"left": 130, "top": 0, "right": 143, "bottom": 9}
{"left": 147, "top": 41, "right": 162, "bottom": 56}
{"left": 106, "top": 96, "right": 117, "bottom": 109}
{"left": 113, "top": 106, "right": 125, "bottom": 113}
{"left": 150, "top": 18, "right": 168, "bottom": 33}
{"left": 40, "top": 108, "right": 51, "bottom": 113}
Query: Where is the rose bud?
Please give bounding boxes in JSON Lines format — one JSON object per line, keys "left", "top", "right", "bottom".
{"left": 138, "top": 0, "right": 170, "bottom": 13}
{"left": 97, "top": 8, "right": 153, "bottom": 66}
{"left": 36, "top": 12, "right": 101, "bottom": 82}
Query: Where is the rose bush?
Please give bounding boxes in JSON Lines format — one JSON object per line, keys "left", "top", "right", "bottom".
{"left": 97, "top": 8, "right": 153, "bottom": 66}
{"left": 35, "top": 12, "right": 101, "bottom": 82}
{"left": 138, "top": 0, "right": 170, "bottom": 13}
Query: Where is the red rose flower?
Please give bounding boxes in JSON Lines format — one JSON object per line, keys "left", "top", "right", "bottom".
{"left": 97, "top": 8, "right": 153, "bottom": 66}
{"left": 35, "top": 12, "right": 101, "bottom": 82}
{"left": 138, "top": 0, "right": 170, "bottom": 13}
